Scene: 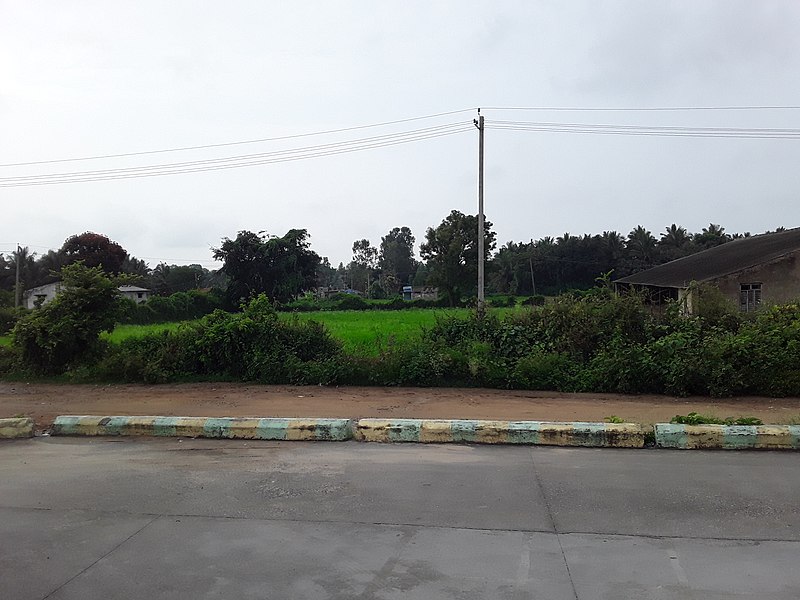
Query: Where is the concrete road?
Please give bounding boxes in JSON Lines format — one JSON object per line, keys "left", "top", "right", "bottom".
{"left": 1, "top": 438, "right": 799, "bottom": 599}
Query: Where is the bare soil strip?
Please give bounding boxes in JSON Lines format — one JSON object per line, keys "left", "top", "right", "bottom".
{"left": 2, "top": 383, "right": 800, "bottom": 429}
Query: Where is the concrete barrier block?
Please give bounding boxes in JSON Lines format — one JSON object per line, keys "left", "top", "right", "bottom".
{"left": 355, "top": 419, "right": 646, "bottom": 447}
{"left": 655, "top": 424, "right": 800, "bottom": 450}
{"left": 51, "top": 416, "right": 354, "bottom": 441}
{"left": 0, "top": 417, "right": 34, "bottom": 439}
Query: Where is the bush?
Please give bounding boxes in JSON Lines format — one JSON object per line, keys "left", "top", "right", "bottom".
{"left": 120, "top": 289, "right": 223, "bottom": 324}
{"left": 670, "top": 412, "right": 764, "bottom": 426}
{"left": 78, "top": 294, "right": 344, "bottom": 384}
{"left": 0, "top": 306, "right": 26, "bottom": 334}
{"left": 522, "top": 295, "right": 546, "bottom": 306}
{"left": 511, "top": 351, "right": 579, "bottom": 391}
{"left": 13, "top": 263, "right": 125, "bottom": 373}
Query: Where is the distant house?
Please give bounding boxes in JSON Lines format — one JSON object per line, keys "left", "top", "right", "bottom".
{"left": 23, "top": 282, "right": 151, "bottom": 309}
{"left": 402, "top": 286, "right": 439, "bottom": 301}
{"left": 23, "top": 282, "right": 61, "bottom": 309}
{"left": 614, "top": 228, "right": 800, "bottom": 314}
{"left": 118, "top": 286, "right": 151, "bottom": 304}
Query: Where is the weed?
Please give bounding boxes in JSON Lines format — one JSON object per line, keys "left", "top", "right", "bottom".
{"left": 604, "top": 415, "right": 624, "bottom": 424}
{"left": 671, "top": 412, "right": 763, "bottom": 426}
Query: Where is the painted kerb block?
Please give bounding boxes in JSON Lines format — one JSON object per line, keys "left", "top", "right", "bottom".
{"left": 50, "top": 416, "right": 354, "bottom": 441}
{"left": 0, "top": 417, "right": 34, "bottom": 439}
{"left": 356, "top": 419, "right": 645, "bottom": 447}
{"left": 655, "top": 424, "right": 800, "bottom": 450}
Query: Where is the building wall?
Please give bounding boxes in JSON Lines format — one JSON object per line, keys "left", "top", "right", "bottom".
{"left": 23, "top": 282, "right": 61, "bottom": 309}
{"left": 120, "top": 290, "right": 150, "bottom": 304}
{"left": 711, "top": 251, "right": 800, "bottom": 308}
{"left": 24, "top": 284, "right": 151, "bottom": 308}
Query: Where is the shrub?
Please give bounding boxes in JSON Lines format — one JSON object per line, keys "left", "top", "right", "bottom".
{"left": 580, "top": 340, "right": 659, "bottom": 394}
{"left": 0, "top": 306, "right": 26, "bottom": 335}
{"left": 670, "top": 413, "right": 764, "bottom": 426}
{"left": 511, "top": 351, "right": 579, "bottom": 391}
{"left": 80, "top": 294, "right": 344, "bottom": 384}
{"left": 13, "top": 263, "right": 125, "bottom": 373}
{"left": 522, "top": 295, "right": 545, "bottom": 306}
{"left": 120, "top": 289, "right": 223, "bottom": 324}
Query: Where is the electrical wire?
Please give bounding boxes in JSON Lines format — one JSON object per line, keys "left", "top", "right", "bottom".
{"left": 0, "top": 123, "right": 473, "bottom": 187}
{"left": 0, "top": 108, "right": 477, "bottom": 167}
{"left": 482, "top": 105, "right": 800, "bottom": 112}
{"left": 1, "top": 122, "right": 471, "bottom": 182}
{"left": 485, "top": 119, "right": 800, "bottom": 139}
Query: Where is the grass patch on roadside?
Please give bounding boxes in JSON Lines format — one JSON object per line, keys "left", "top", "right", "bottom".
{"left": 101, "top": 321, "right": 195, "bottom": 343}
{"left": 278, "top": 309, "right": 467, "bottom": 354}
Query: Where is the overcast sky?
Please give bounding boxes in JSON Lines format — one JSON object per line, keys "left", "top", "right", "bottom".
{"left": 3, "top": 1, "right": 800, "bottom": 268}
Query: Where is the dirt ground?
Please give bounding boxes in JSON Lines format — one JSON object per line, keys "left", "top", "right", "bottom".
{"left": 2, "top": 382, "right": 800, "bottom": 430}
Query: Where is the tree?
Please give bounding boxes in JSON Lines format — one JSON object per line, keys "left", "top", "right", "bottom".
{"left": 420, "top": 210, "right": 496, "bottom": 306}
{"left": 315, "top": 257, "right": 344, "bottom": 289}
{"left": 379, "top": 227, "right": 417, "bottom": 290}
{"left": 693, "top": 223, "right": 730, "bottom": 250}
{"left": 61, "top": 232, "right": 128, "bottom": 274}
{"left": 150, "top": 263, "right": 207, "bottom": 295}
{"left": 13, "top": 263, "right": 126, "bottom": 372}
{"left": 121, "top": 256, "right": 150, "bottom": 278}
{"left": 626, "top": 226, "right": 657, "bottom": 270}
{"left": 658, "top": 224, "right": 691, "bottom": 262}
{"left": 348, "top": 239, "right": 378, "bottom": 294}
{"left": 213, "top": 229, "right": 321, "bottom": 306}
{"left": 7, "top": 247, "right": 37, "bottom": 305}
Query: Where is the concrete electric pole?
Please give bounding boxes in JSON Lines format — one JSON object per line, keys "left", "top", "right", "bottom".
{"left": 14, "top": 244, "right": 21, "bottom": 308}
{"left": 474, "top": 111, "right": 485, "bottom": 307}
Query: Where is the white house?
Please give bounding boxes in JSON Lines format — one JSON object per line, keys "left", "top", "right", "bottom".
{"left": 23, "top": 282, "right": 61, "bottom": 309}
{"left": 23, "top": 282, "right": 151, "bottom": 309}
{"left": 118, "top": 286, "right": 151, "bottom": 304}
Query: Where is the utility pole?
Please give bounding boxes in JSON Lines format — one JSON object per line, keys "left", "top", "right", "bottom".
{"left": 528, "top": 246, "right": 537, "bottom": 297}
{"left": 14, "top": 244, "right": 21, "bottom": 308}
{"left": 474, "top": 110, "right": 485, "bottom": 307}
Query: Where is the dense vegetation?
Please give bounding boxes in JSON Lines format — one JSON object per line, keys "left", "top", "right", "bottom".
{"left": 2, "top": 220, "right": 797, "bottom": 397}
{"left": 1, "top": 265, "right": 798, "bottom": 397}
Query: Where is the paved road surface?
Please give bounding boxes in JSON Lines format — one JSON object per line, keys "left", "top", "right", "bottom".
{"left": 2, "top": 438, "right": 799, "bottom": 599}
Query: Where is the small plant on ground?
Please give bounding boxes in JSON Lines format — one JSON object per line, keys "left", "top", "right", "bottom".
{"left": 671, "top": 412, "right": 763, "bottom": 426}
{"left": 671, "top": 412, "right": 726, "bottom": 425}
{"left": 604, "top": 415, "right": 624, "bottom": 423}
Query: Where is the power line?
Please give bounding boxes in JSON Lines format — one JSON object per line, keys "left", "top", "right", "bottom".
{"left": 2, "top": 122, "right": 471, "bottom": 182}
{"left": 485, "top": 119, "right": 800, "bottom": 139}
{"left": 483, "top": 105, "right": 800, "bottom": 112}
{"left": 0, "top": 123, "right": 473, "bottom": 187}
{"left": 4, "top": 104, "right": 797, "bottom": 168}
{"left": 0, "top": 108, "right": 477, "bottom": 167}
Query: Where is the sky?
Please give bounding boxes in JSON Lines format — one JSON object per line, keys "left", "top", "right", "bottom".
{"left": 3, "top": 1, "right": 800, "bottom": 269}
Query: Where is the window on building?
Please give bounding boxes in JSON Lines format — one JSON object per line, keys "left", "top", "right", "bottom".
{"left": 137, "top": 292, "right": 143, "bottom": 299}
{"left": 739, "top": 283, "right": 762, "bottom": 312}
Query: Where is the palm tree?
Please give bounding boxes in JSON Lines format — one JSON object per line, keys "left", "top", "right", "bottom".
{"left": 694, "top": 223, "right": 730, "bottom": 249}
{"left": 10, "top": 246, "right": 36, "bottom": 307}
{"left": 659, "top": 224, "right": 690, "bottom": 249}
{"left": 626, "top": 226, "right": 657, "bottom": 265}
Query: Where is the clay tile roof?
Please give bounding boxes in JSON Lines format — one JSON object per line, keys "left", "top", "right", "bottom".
{"left": 614, "top": 228, "right": 800, "bottom": 289}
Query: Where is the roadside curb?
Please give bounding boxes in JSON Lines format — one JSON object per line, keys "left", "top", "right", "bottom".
{"left": 655, "top": 423, "right": 800, "bottom": 450}
{"left": 50, "top": 416, "right": 353, "bottom": 441}
{"left": 42, "top": 416, "right": 800, "bottom": 450}
{"left": 0, "top": 417, "right": 34, "bottom": 439}
{"left": 355, "top": 418, "right": 646, "bottom": 447}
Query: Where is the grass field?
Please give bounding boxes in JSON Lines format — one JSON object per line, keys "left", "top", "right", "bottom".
{"left": 280, "top": 309, "right": 469, "bottom": 353}
{"left": 102, "top": 321, "right": 192, "bottom": 344}
{"left": 0, "top": 307, "right": 521, "bottom": 355}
